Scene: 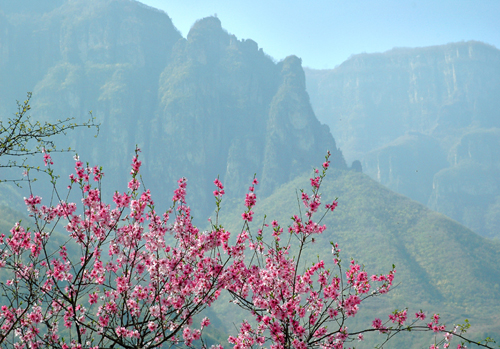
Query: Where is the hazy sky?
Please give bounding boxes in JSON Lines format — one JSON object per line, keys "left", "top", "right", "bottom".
{"left": 138, "top": 0, "right": 499, "bottom": 69}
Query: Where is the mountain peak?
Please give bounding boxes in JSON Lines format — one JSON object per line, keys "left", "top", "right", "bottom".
{"left": 279, "top": 55, "right": 306, "bottom": 91}
{"left": 187, "top": 16, "right": 224, "bottom": 42}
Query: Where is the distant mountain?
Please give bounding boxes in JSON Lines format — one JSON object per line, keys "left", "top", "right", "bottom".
{"left": 216, "top": 168, "right": 500, "bottom": 347}
{"left": 0, "top": 0, "right": 345, "bottom": 218}
{"left": 305, "top": 41, "right": 500, "bottom": 238}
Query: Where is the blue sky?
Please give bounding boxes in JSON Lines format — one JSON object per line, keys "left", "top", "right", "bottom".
{"left": 139, "top": 0, "right": 499, "bottom": 69}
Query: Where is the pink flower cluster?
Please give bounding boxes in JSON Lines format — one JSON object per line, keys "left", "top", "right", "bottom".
{"left": 0, "top": 148, "right": 234, "bottom": 348}
{"left": 42, "top": 148, "right": 53, "bottom": 166}
{"left": 0, "top": 149, "right": 492, "bottom": 349}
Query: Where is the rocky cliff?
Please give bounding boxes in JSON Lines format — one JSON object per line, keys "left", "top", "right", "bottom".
{"left": 0, "top": 1, "right": 345, "bottom": 218}
{"left": 305, "top": 41, "right": 500, "bottom": 238}
{"left": 306, "top": 42, "right": 500, "bottom": 161}
{"left": 148, "top": 17, "right": 345, "bottom": 213}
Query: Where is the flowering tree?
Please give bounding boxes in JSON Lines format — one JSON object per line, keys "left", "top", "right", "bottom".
{"left": 0, "top": 148, "right": 497, "bottom": 349}
{"left": 0, "top": 149, "right": 236, "bottom": 348}
{"left": 0, "top": 92, "right": 98, "bottom": 184}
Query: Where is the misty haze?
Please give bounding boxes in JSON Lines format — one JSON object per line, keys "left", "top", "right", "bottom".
{"left": 0, "top": 1, "right": 499, "bottom": 348}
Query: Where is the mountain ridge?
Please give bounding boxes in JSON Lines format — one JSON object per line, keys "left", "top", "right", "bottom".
{"left": 305, "top": 40, "right": 500, "bottom": 238}
{"left": 0, "top": 1, "right": 346, "bottom": 219}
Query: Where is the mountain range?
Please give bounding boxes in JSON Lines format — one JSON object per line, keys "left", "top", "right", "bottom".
{"left": 0, "top": 0, "right": 345, "bottom": 219}
{"left": 305, "top": 41, "right": 500, "bottom": 239}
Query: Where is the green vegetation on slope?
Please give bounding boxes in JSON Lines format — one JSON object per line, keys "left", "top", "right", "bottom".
{"left": 214, "top": 168, "right": 500, "bottom": 347}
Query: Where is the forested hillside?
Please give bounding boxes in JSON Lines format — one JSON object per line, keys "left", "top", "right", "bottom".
{"left": 216, "top": 169, "right": 500, "bottom": 347}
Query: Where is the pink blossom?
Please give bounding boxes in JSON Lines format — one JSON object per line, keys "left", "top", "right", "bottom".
{"left": 415, "top": 311, "right": 426, "bottom": 320}
{"left": 42, "top": 149, "right": 53, "bottom": 166}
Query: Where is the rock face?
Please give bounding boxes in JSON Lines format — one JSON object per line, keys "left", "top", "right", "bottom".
{"left": 305, "top": 42, "right": 500, "bottom": 238}
{"left": 428, "top": 129, "right": 500, "bottom": 238}
{"left": 0, "top": 2, "right": 345, "bottom": 218}
{"left": 363, "top": 132, "right": 447, "bottom": 205}
{"left": 306, "top": 42, "right": 500, "bottom": 161}
{"left": 149, "top": 17, "right": 345, "bottom": 214}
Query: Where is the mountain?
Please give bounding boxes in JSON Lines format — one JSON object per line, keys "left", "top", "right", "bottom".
{"left": 216, "top": 168, "right": 500, "bottom": 347}
{"left": 305, "top": 41, "right": 500, "bottom": 238}
{"left": 149, "top": 17, "right": 345, "bottom": 208}
{"left": 0, "top": 0, "right": 346, "bottom": 218}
